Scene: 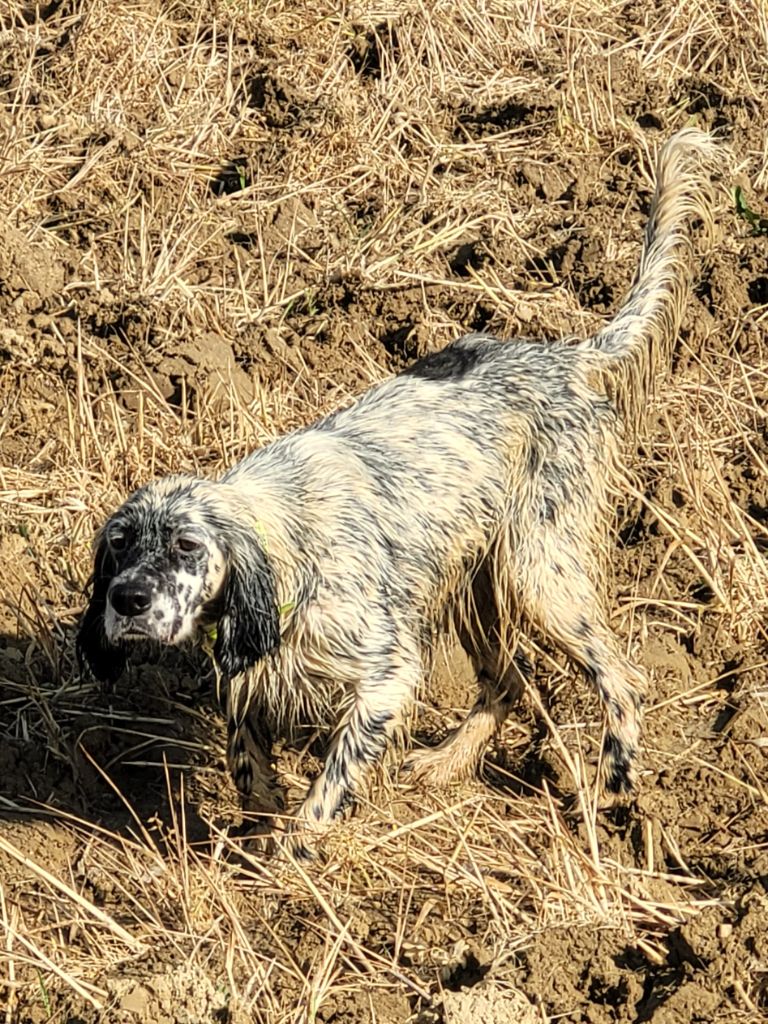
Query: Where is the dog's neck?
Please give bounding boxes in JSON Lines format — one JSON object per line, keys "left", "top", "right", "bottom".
{"left": 226, "top": 484, "right": 310, "bottom": 625}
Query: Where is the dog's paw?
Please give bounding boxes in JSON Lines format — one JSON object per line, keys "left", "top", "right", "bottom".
{"left": 400, "top": 747, "right": 435, "bottom": 782}
{"left": 401, "top": 743, "right": 472, "bottom": 786}
{"left": 277, "top": 827, "right": 319, "bottom": 864}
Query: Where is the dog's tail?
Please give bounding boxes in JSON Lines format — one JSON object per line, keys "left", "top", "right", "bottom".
{"left": 584, "top": 128, "right": 719, "bottom": 433}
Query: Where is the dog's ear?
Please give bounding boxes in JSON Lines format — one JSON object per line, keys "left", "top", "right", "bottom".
{"left": 76, "top": 534, "right": 126, "bottom": 684}
{"left": 214, "top": 528, "right": 280, "bottom": 679}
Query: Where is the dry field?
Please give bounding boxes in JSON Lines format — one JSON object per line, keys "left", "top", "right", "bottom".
{"left": 1, "top": 0, "right": 768, "bottom": 1021}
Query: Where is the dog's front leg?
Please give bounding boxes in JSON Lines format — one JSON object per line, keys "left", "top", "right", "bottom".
{"left": 283, "top": 656, "right": 419, "bottom": 859}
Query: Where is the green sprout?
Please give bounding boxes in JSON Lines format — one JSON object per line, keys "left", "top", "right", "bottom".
{"left": 734, "top": 185, "right": 768, "bottom": 236}
{"left": 36, "top": 970, "right": 52, "bottom": 1017}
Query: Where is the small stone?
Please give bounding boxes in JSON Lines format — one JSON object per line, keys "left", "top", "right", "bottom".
{"left": 119, "top": 985, "right": 150, "bottom": 1014}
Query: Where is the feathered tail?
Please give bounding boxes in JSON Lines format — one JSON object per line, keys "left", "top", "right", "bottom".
{"left": 585, "top": 128, "right": 720, "bottom": 433}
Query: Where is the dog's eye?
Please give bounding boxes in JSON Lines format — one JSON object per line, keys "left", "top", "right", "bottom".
{"left": 108, "top": 530, "right": 128, "bottom": 550}
{"left": 175, "top": 535, "right": 204, "bottom": 554}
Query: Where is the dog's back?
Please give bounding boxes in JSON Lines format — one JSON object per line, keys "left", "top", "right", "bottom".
{"left": 230, "top": 130, "right": 718, "bottom": 637}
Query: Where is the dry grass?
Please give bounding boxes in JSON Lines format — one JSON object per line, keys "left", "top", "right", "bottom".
{"left": 1, "top": 0, "right": 768, "bottom": 1021}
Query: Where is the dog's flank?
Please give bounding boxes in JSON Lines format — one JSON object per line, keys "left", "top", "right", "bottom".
{"left": 77, "top": 130, "right": 719, "bottom": 849}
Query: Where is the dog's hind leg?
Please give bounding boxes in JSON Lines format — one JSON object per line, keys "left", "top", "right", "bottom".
{"left": 403, "top": 644, "right": 528, "bottom": 784}
{"left": 515, "top": 527, "right": 648, "bottom": 797}
{"left": 404, "top": 568, "right": 528, "bottom": 785}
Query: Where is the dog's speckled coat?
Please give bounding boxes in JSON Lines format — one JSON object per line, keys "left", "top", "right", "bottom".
{"left": 78, "top": 130, "right": 718, "bottom": 853}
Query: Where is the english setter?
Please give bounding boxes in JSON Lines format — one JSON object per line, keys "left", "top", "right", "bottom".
{"left": 78, "top": 130, "right": 718, "bottom": 854}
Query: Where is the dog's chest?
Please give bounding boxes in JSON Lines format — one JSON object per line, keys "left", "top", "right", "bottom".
{"left": 245, "top": 602, "right": 358, "bottom": 736}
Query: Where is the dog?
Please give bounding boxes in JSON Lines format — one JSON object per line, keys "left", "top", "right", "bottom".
{"left": 78, "top": 130, "right": 717, "bottom": 853}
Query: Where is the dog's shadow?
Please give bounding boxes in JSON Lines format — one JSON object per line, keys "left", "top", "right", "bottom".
{"left": 1, "top": 623, "right": 573, "bottom": 865}
{"left": 0, "top": 628, "right": 229, "bottom": 848}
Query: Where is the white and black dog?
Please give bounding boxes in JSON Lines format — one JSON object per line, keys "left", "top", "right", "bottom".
{"left": 78, "top": 130, "right": 718, "bottom": 853}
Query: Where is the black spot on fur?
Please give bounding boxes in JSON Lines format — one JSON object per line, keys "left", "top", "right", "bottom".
{"left": 325, "top": 708, "right": 394, "bottom": 787}
{"left": 360, "top": 708, "right": 394, "bottom": 740}
{"left": 329, "top": 789, "right": 353, "bottom": 819}
{"left": 402, "top": 341, "right": 483, "bottom": 382}
{"left": 293, "top": 841, "right": 316, "bottom": 862}
{"left": 542, "top": 496, "right": 557, "bottom": 522}
{"left": 609, "top": 697, "right": 625, "bottom": 724}
{"left": 581, "top": 658, "right": 598, "bottom": 685}
{"left": 577, "top": 615, "right": 592, "bottom": 638}
{"left": 603, "top": 734, "right": 634, "bottom": 794}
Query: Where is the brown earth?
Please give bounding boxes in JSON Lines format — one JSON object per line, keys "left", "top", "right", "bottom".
{"left": 1, "top": 1, "right": 768, "bottom": 1022}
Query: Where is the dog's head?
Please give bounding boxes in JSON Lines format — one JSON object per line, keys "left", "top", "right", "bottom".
{"left": 77, "top": 476, "right": 280, "bottom": 683}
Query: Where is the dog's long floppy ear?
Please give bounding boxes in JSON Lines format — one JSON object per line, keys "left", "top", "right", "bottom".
{"left": 214, "top": 526, "right": 280, "bottom": 679}
{"left": 76, "top": 534, "right": 126, "bottom": 684}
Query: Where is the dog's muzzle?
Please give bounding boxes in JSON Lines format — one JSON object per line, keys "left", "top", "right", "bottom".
{"left": 105, "top": 577, "right": 164, "bottom": 641}
{"left": 109, "top": 580, "right": 153, "bottom": 618}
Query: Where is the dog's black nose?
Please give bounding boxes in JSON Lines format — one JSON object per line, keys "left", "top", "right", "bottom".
{"left": 110, "top": 582, "right": 152, "bottom": 617}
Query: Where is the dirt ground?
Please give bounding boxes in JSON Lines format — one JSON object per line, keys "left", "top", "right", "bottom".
{"left": 1, "top": 0, "right": 768, "bottom": 1021}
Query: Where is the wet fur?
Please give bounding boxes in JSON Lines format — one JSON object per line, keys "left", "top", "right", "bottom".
{"left": 78, "top": 130, "right": 718, "bottom": 849}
